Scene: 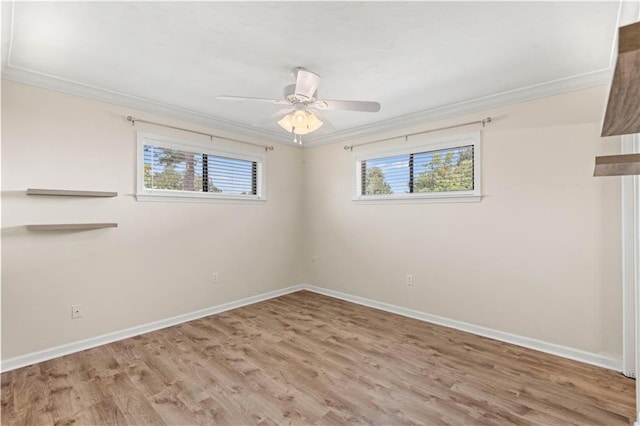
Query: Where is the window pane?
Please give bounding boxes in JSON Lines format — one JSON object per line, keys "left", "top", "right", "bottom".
{"left": 363, "top": 153, "right": 410, "bottom": 195}
{"left": 208, "top": 155, "right": 256, "bottom": 195}
{"left": 143, "top": 145, "right": 257, "bottom": 195}
{"left": 143, "top": 146, "right": 203, "bottom": 191}
{"left": 359, "top": 144, "right": 475, "bottom": 198}
{"left": 413, "top": 145, "right": 474, "bottom": 193}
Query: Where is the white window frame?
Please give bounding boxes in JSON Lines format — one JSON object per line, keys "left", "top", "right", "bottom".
{"left": 136, "top": 132, "right": 266, "bottom": 203}
{"left": 353, "top": 131, "right": 482, "bottom": 203}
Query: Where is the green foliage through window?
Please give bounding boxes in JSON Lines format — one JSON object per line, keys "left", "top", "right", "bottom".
{"left": 361, "top": 145, "right": 474, "bottom": 196}
{"left": 364, "top": 166, "right": 393, "bottom": 195}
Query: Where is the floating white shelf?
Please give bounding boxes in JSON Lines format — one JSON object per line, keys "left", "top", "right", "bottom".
{"left": 27, "top": 223, "right": 118, "bottom": 231}
{"left": 26, "top": 188, "right": 117, "bottom": 197}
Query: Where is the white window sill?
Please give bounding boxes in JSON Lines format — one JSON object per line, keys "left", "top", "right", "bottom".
{"left": 353, "top": 194, "right": 482, "bottom": 204}
{"left": 136, "top": 193, "right": 266, "bottom": 204}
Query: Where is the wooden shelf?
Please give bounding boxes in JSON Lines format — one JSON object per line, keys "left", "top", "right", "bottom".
{"left": 602, "top": 21, "right": 640, "bottom": 136}
{"left": 25, "top": 190, "right": 117, "bottom": 230}
{"left": 594, "top": 154, "right": 640, "bottom": 177}
{"left": 26, "top": 188, "right": 117, "bottom": 197}
{"left": 27, "top": 223, "right": 118, "bottom": 231}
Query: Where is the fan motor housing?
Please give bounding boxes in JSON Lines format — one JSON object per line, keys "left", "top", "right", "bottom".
{"left": 283, "top": 84, "right": 317, "bottom": 104}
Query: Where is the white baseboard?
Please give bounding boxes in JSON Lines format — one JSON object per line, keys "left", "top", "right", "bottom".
{"left": 1, "top": 284, "right": 305, "bottom": 373}
{"left": 304, "top": 285, "right": 622, "bottom": 372}
{"left": 2, "top": 283, "right": 622, "bottom": 373}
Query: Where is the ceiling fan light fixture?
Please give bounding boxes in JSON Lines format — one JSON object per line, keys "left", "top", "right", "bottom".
{"left": 277, "top": 115, "right": 294, "bottom": 133}
{"left": 293, "top": 110, "right": 309, "bottom": 127}
{"left": 277, "top": 110, "right": 323, "bottom": 136}
{"left": 306, "top": 113, "right": 323, "bottom": 133}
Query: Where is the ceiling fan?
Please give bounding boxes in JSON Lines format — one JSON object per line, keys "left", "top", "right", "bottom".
{"left": 217, "top": 67, "right": 381, "bottom": 144}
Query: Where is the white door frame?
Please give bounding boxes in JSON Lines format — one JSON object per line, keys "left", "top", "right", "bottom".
{"left": 610, "top": 3, "right": 639, "bottom": 423}
{"left": 622, "top": 134, "right": 639, "bottom": 378}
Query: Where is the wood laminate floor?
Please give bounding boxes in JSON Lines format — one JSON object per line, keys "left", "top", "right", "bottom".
{"left": 1, "top": 290, "right": 635, "bottom": 425}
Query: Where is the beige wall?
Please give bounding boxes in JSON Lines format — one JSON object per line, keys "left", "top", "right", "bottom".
{"left": 303, "top": 86, "right": 623, "bottom": 359}
{"left": 1, "top": 81, "right": 304, "bottom": 359}
{"left": 1, "top": 81, "right": 624, "bottom": 363}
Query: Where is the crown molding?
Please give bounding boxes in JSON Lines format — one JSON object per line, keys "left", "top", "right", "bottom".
{"left": 1, "top": 64, "right": 291, "bottom": 145}
{"left": 2, "top": 62, "right": 612, "bottom": 149}
{"left": 302, "top": 68, "right": 613, "bottom": 147}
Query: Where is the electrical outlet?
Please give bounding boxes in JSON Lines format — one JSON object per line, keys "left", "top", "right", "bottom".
{"left": 212, "top": 272, "right": 219, "bottom": 284}
{"left": 406, "top": 274, "right": 414, "bottom": 286}
{"left": 71, "top": 304, "right": 83, "bottom": 319}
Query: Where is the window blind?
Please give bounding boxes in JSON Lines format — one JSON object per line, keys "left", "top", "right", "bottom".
{"left": 361, "top": 145, "right": 474, "bottom": 195}
{"left": 143, "top": 145, "right": 258, "bottom": 195}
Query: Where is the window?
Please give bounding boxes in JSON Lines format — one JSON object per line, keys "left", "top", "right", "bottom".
{"left": 136, "top": 132, "right": 265, "bottom": 202}
{"left": 354, "top": 132, "right": 481, "bottom": 202}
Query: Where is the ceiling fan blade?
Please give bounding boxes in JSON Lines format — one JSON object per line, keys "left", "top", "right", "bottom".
{"left": 217, "top": 95, "right": 289, "bottom": 105}
{"left": 294, "top": 68, "right": 321, "bottom": 100}
{"left": 314, "top": 99, "right": 381, "bottom": 113}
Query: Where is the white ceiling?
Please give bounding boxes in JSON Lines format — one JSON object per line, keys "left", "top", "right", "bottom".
{"left": 1, "top": 1, "right": 632, "bottom": 146}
